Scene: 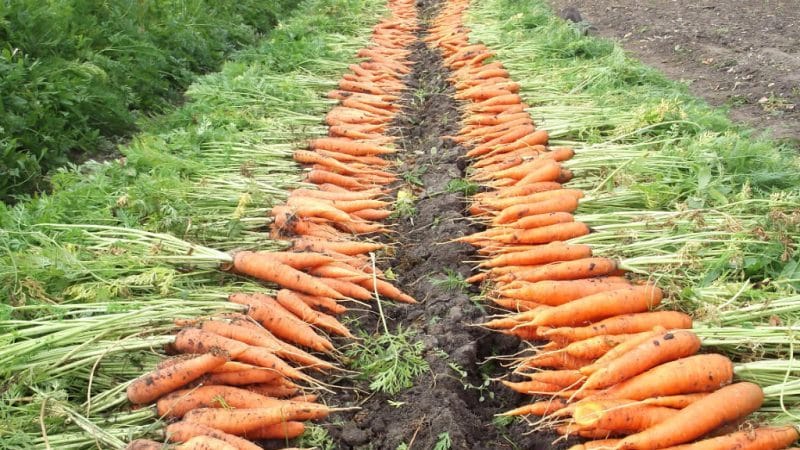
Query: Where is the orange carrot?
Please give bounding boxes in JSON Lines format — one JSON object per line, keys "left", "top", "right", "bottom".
{"left": 310, "top": 137, "right": 396, "bottom": 156}
{"left": 562, "top": 334, "right": 632, "bottom": 361}
{"left": 261, "top": 251, "right": 335, "bottom": 269}
{"left": 495, "top": 221, "right": 591, "bottom": 245}
{"left": 244, "top": 381, "right": 299, "bottom": 399}
{"left": 175, "top": 436, "right": 238, "bottom": 450}
{"left": 499, "top": 277, "right": 631, "bottom": 306}
{"left": 500, "top": 399, "right": 567, "bottom": 417}
{"left": 275, "top": 289, "right": 353, "bottom": 337}
{"left": 583, "top": 330, "right": 701, "bottom": 390}
{"left": 231, "top": 251, "right": 343, "bottom": 299}
{"left": 614, "top": 382, "right": 764, "bottom": 449}
{"left": 292, "top": 236, "right": 383, "bottom": 256}
{"left": 319, "top": 276, "right": 375, "bottom": 300}
{"left": 526, "top": 285, "right": 663, "bottom": 328}
{"left": 572, "top": 399, "right": 679, "bottom": 433}
{"left": 661, "top": 426, "right": 799, "bottom": 450}
{"left": 501, "top": 257, "right": 619, "bottom": 284}
{"left": 492, "top": 196, "right": 580, "bottom": 225}
{"left": 166, "top": 422, "right": 262, "bottom": 450}
{"left": 542, "top": 311, "right": 693, "bottom": 343}
{"left": 183, "top": 404, "right": 330, "bottom": 436}
{"left": 157, "top": 386, "right": 274, "bottom": 418}
{"left": 355, "top": 277, "right": 416, "bottom": 303}
{"left": 242, "top": 421, "right": 306, "bottom": 440}
{"left": 127, "top": 349, "right": 229, "bottom": 405}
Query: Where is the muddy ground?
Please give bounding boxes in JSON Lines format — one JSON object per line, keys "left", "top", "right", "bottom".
{"left": 547, "top": 0, "right": 800, "bottom": 141}
{"left": 292, "top": 1, "right": 574, "bottom": 449}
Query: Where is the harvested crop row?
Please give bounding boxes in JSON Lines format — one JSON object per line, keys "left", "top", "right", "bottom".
{"left": 428, "top": 0, "right": 799, "bottom": 449}
{"left": 122, "top": 1, "right": 420, "bottom": 449}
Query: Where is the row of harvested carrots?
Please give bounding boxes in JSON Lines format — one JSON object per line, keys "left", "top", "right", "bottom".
{"left": 124, "top": 1, "right": 418, "bottom": 449}
{"left": 428, "top": 1, "right": 798, "bottom": 449}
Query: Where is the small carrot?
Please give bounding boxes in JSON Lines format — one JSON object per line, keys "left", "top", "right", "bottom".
{"left": 292, "top": 236, "right": 383, "bottom": 256}
{"left": 499, "top": 399, "right": 567, "bottom": 417}
{"left": 127, "top": 349, "right": 229, "bottom": 405}
{"left": 319, "top": 276, "right": 375, "bottom": 300}
{"left": 355, "top": 277, "right": 416, "bottom": 303}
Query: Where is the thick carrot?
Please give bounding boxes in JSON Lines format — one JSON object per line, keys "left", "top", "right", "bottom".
{"left": 562, "top": 334, "right": 632, "bottom": 361}
{"left": 502, "top": 257, "right": 619, "bottom": 284}
{"left": 500, "top": 277, "right": 631, "bottom": 306}
{"left": 573, "top": 399, "right": 679, "bottom": 433}
{"left": 496, "top": 221, "right": 591, "bottom": 245}
{"left": 127, "top": 349, "right": 229, "bottom": 405}
{"left": 581, "top": 328, "right": 667, "bottom": 375}
{"left": 483, "top": 188, "right": 584, "bottom": 211}
{"left": 243, "top": 421, "right": 306, "bottom": 440}
{"left": 492, "top": 196, "right": 580, "bottom": 225}
{"left": 583, "top": 330, "right": 701, "bottom": 390}
{"left": 520, "top": 352, "right": 594, "bottom": 370}
{"left": 175, "top": 436, "right": 238, "bottom": 450}
{"left": 542, "top": 311, "right": 693, "bottom": 343}
{"left": 231, "top": 251, "right": 343, "bottom": 299}
{"left": 527, "top": 285, "right": 663, "bottom": 328}
{"left": 614, "top": 382, "right": 764, "bottom": 449}
{"left": 261, "top": 251, "right": 335, "bottom": 269}
{"left": 276, "top": 289, "right": 353, "bottom": 337}
{"left": 310, "top": 137, "right": 395, "bottom": 156}
{"left": 292, "top": 236, "right": 383, "bottom": 256}
{"left": 202, "top": 368, "right": 283, "bottom": 386}
{"left": 157, "top": 386, "right": 275, "bottom": 418}
{"left": 229, "top": 293, "right": 334, "bottom": 353}
{"left": 244, "top": 381, "right": 299, "bottom": 399}
{"left": 166, "top": 422, "right": 262, "bottom": 450}
{"left": 661, "top": 426, "right": 799, "bottom": 450}
{"left": 183, "top": 404, "right": 330, "bottom": 436}
{"left": 600, "top": 354, "right": 734, "bottom": 401}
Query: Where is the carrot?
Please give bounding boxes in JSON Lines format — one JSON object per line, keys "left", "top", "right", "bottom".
{"left": 520, "top": 352, "right": 594, "bottom": 370}
{"left": 242, "top": 421, "right": 306, "bottom": 440}
{"left": 485, "top": 212, "right": 575, "bottom": 234}
{"left": 157, "top": 385, "right": 276, "bottom": 418}
{"left": 581, "top": 328, "right": 668, "bottom": 375}
{"left": 522, "top": 369, "right": 585, "bottom": 388}
{"left": 489, "top": 296, "right": 541, "bottom": 311}
{"left": 166, "top": 422, "right": 262, "bottom": 450}
{"left": 641, "top": 394, "right": 709, "bottom": 409}
{"left": 495, "top": 221, "right": 590, "bottom": 245}
{"left": 319, "top": 276, "right": 375, "bottom": 300}
{"left": 661, "top": 426, "right": 799, "bottom": 450}
{"left": 614, "top": 382, "right": 764, "bottom": 449}
{"left": 244, "top": 381, "right": 300, "bottom": 399}
{"left": 500, "top": 399, "right": 567, "bottom": 417}
{"left": 275, "top": 289, "right": 353, "bottom": 337}
{"left": 600, "top": 354, "right": 734, "bottom": 401}
{"left": 175, "top": 436, "right": 238, "bottom": 450}
{"left": 485, "top": 180, "right": 563, "bottom": 200}
{"left": 127, "top": 349, "right": 229, "bottom": 405}
{"left": 310, "top": 137, "right": 396, "bottom": 156}
{"left": 572, "top": 399, "right": 679, "bottom": 433}
{"left": 562, "top": 334, "right": 632, "bottom": 361}
{"left": 501, "top": 379, "right": 568, "bottom": 394}
{"left": 305, "top": 169, "right": 366, "bottom": 190}
{"left": 260, "top": 251, "right": 335, "bottom": 270}
{"left": 501, "top": 257, "right": 619, "bottom": 284}
{"left": 288, "top": 291, "right": 347, "bottom": 315}
{"left": 202, "top": 367, "right": 283, "bottom": 386}
{"left": 231, "top": 251, "right": 343, "bottom": 299}
{"left": 125, "top": 440, "right": 165, "bottom": 450}
{"left": 482, "top": 188, "right": 584, "bottom": 211}
{"left": 542, "top": 311, "right": 693, "bottom": 343}
{"left": 492, "top": 196, "right": 580, "bottom": 225}
{"left": 526, "top": 285, "right": 663, "bottom": 328}
{"left": 183, "top": 404, "right": 330, "bottom": 436}
{"left": 568, "top": 439, "right": 622, "bottom": 450}
{"left": 292, "top": 236, "right": 383, "bottom": 256}
{"left": 351, "top": 208, "right": 392, "bottom": 221}
{"left": 229, "top": 293, "right": 335, "bottom": 353}
{"left": 500, "top": 277, "right": 631, "bottom": 306}
{"left": 355, "top": 277, "right": 416, "bottom": 303}
{"left": 290, "top": 188, "right": 384, "bottom": 202}
{"left": 582, "top": 330, "right": 701, "bottom": 390}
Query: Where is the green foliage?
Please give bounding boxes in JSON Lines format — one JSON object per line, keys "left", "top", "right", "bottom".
{"left": 296, "top": 424, "right": 336, "bottom": 450}
{"left": 433, "top": 432, "right": 452, "bottom": 450}
{"left": 346, "top": 326, "right": 430, "bottom": 395}
{"left": 0, "top": 0, "right": 298, "bottom": 199}
{"left": 445, "top": 177, "right": 479, "bottom": 196}
{"left": 431, "top": 269, "right": 469, "bottom": 294}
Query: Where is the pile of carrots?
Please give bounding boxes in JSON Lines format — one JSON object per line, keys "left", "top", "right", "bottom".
{"left": 427, "top": 1, "right": 799, "bottom": 449}
{"left": 124, "top": 1, "right": 418, "bottom": 449}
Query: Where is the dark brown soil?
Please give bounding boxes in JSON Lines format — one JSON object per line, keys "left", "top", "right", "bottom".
{"left": 305, "top": 1, "right": 574, "bottom": 448}
{"left": 548, "top": 0, "right": 800, "bottom": 141}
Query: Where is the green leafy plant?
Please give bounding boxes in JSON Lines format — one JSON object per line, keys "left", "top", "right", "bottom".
{"left": 431, "top": 269, "right": 469, "bottom": 293}
{"left": 433, "top": 432, "right": 452, "bottom": 450}
{"left": 446, "top": 178, "right": 479, "bottom": 196}
{"left": 346, "top": 325, "right": 430, "bottom": 395}
{"left": 296, "top": 424, "right": 336, "bottom": 450}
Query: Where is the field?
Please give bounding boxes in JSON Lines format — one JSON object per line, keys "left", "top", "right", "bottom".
{"left": 1, "top": 0, "right": 799, "bottom": 449}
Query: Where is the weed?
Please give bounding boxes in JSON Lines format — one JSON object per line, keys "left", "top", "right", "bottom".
{"left": 430, "top": 269, "right": 470, "bottom": 293}
{"left": 445, "top": 178, "right": 480, "bottom": 196}
{"left": 346, "top": 325, "right": 430, "bottom": 395}
{"left": 402, "top": 166, "right": 427, "bottom": 187}
{"left": 392, "top": 188, "right": 418, "bottom": 219}
{"left": 296, "top": 424, "right": 336, "bottom": 450}
{"left": 433, "top": 432, "right": 452, "bottom": 450}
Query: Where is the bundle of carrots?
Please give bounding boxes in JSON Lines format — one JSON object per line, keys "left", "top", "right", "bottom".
{"left": 427, "top": 1, "right": 799, "bottom": 449}
{"left": 123, "top": 1, "right": 419, "bottom": 448}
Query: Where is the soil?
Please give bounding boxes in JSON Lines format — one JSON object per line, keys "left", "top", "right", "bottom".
{"left": 284, "top": 1, "right": 575, "bottom": 448}
{"left": 547, "top": 0, "right": 800, "bottom": 142}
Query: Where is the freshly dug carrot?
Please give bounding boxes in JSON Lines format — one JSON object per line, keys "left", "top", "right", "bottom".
{"left": 581, "top": 328, "right": 668, "bottom": 375}
{"left": 572, "top": 399, "right": 679, "bottom": 433}
{"left": 244, "top": 382, "right": 299, "bottom": 399}
{"left": 527, "top": 285, "right": 663, "bottom": 328}
{"left": 520, "top": 352, "right": 594, "bottom": 370}
{"left": 229, "top": 293, "right": 334, "bottom": 353}
{"left": 583, "top": 330, "right": 701, "bottom": 390}
{"left": 523, "top": 369, "right": 585, "bottom": 388}
{"left": 501, "top": 379, "right": 568, "bottom": 394}
{"left": 231, "top": 251, "right": 343, "bottom": 299}
{"left": 306, "top": 169, "right": 366, "bottom": 190}
{"left": 502, "top": 257, "right": 619, "bottom": 284}
{"left": 567, "top": 439, "right": 622, "bottom": 450}
{"left": 496, "top": 221, "right": 591, "bottom": 245}
{"left": 292, "top": 236, "right": 383, "bottom": 256}
{"left": 562, "top": 334, "right": 632, "bottom": 360}
{"left": 127, "top": 349, "right": 229, "bottom": 405}
{"left": 601, "top": 354, "right": 735, "bottom": 401}
{"left": 640, "top": 394, "right": 709, "bottom": 409}
{"left": 319, "top": 276, "right": 374, "bottom": 300}
{"left": 500, "top": 277, "right": 631, "bottom": 306}
{"left": 175, "top": 436, "right": 238, "bottom": 450}
{"left": 157, "top": 385, "right": 275, "bottom": 418}
{"left": 498, "top": 210, "right": 574, "bottom": 229}
{"left": 542, "top": 311, "right": 693, "bottom": 343}
{"left": 481, "top": 243, "right": 592, "bottom": 268}
{"left": 276, "top": 289, "right": 353, "bottom": 337}
{"left": 492, "top": 195, "right": 580, "bottom": 225}
{"left": 355, "top": 277, "right": 416, "bottom": 303}
{"left": 202, "top": 367, "right": 283, "bottom": 386}
{"left": 166, "top": 422, "right": 262, "bottom": 450}
{"left": 310, "top": 137, "right": 395, "bottom": 156}
{"left": 614, "top": 382, "right": 764, "bottom": 449}
{"left": 183, "top": 404, "right": 330, "bottom": 436}
{"left": 261, "top": 251, "right": 335, "bottom": 270}
{"left": 243, "top": 421, "right": 306, "bottom": 440}
{"left": 289, "top": 291, "right": 347, "bottom": 315}
{"left": 661, "top": 426, "right": 799, "bottom": 450}
{"left": 125, "top": 440, "right": 165, "bottom": 450}
{"left": 500, "top": 399, "right": 567, "bottom": 416}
